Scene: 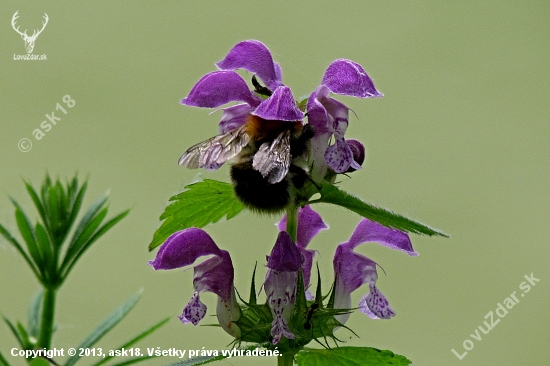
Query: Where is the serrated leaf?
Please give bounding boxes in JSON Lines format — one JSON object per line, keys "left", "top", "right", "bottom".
{"left": 149, "top": 179, "right": 244, "bottom": 251}
{"left": 64, "top": 291, "right": 142, "bottom": 366}
{"left": 295, "top": 346, "right": 412, "bottom": 366}
{"left": 309, "top": 183, "right": 448, "bottom": 237}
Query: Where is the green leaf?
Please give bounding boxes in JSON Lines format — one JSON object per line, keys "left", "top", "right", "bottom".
{"left": 0, "top": 223, "right": 41, "bottom": 280}
{"left": 13, "top": 204, "right": 44, "bottom": 272}
{"left": 110, "top": 356, "right": 156, "bottom": 366}
{"left": 149, "top": 179, "right": 244, "bottom": 251}
{"left": 0, "top": 349, "right": 11, "bottom": 366}
{"left": 64, "top": 180, "right": 88, "bottom": 243}
{"left": 16, "top": 321, "right": 33, "bottom": 349}
{"left": 295, "top": 347, "right": 412, "bottom": 366}
{"left": 28, "top": 290, "right": 44, "bottom": 338}
{"left": 25, "top": 181, "right": 47, "bottom": 228}
{"left": 92, "top": 317, "right": 170, "bottom": 366}
{"left": 3, "top": 317, "right": 24, "bottom": 348}
{"left": 35, "top": 223, "right": 54, "bottom": 282}
{"left": 308, "top": 183, "right": 449, "bottom": 237}
{"left": 29, "top": 358, "right": 49, "bottom": 366}
{"left": 64, "top": 291, "right": 142, "bottom": 366}
{"left": 163, "top": 346, "right": 257, "bottom": 366}
{"left": 61, "top": 209, "right": 129, "bottom": 280}
{"left": 61, "top": 206, "right": 108, "bottom": 275}
{"left": 68, "top": 194, "right": 108, "bottom": 250}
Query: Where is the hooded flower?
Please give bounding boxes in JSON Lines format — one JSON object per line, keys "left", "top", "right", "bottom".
{"left": 277, "top": 205, "right": 328, "bottom": 300}
{"left": 181, "top": 40, "right": 303, "bottom": 140}
{"left": 307, "top": 59, "right": 382, "bottom": 181}
{"left": 149, "top": 228, "right": 241, "bottom": 338}
{"left": 332, "top": 219, "right": 417, "bottom": 325}
{"left": 263, "top": 231, "right": 303, "bottom": 344}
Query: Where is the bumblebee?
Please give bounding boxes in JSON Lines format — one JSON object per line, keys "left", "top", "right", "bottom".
{"left": 179, "top": 115, "right": 314, "bottom": 213}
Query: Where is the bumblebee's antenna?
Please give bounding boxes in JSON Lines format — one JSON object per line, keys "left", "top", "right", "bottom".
{"left": 252, "top": 75, "right": 272, "bottom": 97}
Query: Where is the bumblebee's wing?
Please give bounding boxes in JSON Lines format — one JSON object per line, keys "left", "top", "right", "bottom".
{"left": 252, "top": 129, "right": 291, "bottom": 184}
{"left": 179, "top": 125, "right": 250, "bottom": 170}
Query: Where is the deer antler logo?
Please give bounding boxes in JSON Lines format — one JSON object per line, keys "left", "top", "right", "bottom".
{"left": 11, "top": 11, "right": 49, "bottom": 54}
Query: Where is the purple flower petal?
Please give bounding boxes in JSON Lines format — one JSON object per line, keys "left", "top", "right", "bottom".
{"left": 277, "top": 206, "right": 327, "bottom": 295}
{"left": 266, "top": 231, "right": 302, "bottom": 272}
{"left": 325, "top": 137, "right": 354, "bottom": 173}
{"left": 179, "top": 292, "right": 207, "bottom": 325}
{"left": 216, "top": 40, "right": 282, "bottom": 90}
{"left": 264, "top": 270, "right": 297, "bottom": 344}
{"left": 149, "top": 229, "right": 222, "bottom": 270}
{"left": 361, "top": 285, "right": 395, "bottom": 319}
{"left": 322, "top": 59, "right": 383, "bottom": 98}
{"left": 346, "top": 219, "right": 417, "bottom": 256}
{"left": 277, "top": 206, "right": 328, "bottom": 249}
{"left": 346, "top": 139, "right": 365, "bottom": 172}
{"left": 181, "top": 71, "right": 258, "bottom": 108}
{"left": 332, "top": 244, "right": 378, "bottom": 325}
{"left": 253, "top": 86, "right": 304, "bottom": 121}
{"left": 150, "top": 229, "right": 240, "bottom": 337}
{"left": 218, "top": 104, "right": 254, "bottom": 133}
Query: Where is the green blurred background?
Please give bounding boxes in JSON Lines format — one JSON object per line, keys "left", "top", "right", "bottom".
{"left": 1, "top": 1, "right": 548, "bottom": 365}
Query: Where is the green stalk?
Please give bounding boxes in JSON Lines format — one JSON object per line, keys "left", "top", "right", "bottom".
{"left": 286, "top": 206, "right": 298, "bottom": 243}
{"left": 277, "top": 352, "right": 295, "bottom": 366}
{"left": 37, "top": 287, "right": 57, "bottom": 348}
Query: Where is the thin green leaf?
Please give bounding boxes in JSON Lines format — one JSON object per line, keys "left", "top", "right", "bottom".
{"left": 68, "top": 194, "right": 108, "bottom": 249}
{"left": 16, "top": 322, "right": 32, "bottom": 349}
{"left": 163, "top": 346, "right": 258, "bottom": 366}
{"left": 308, "top": 183, "right": 449, "bottom": 237}
{"left": 61, "top": 209, "right": 129, "bottom": 280}
{"left": 0, "top": 349, "right": 11, "bottom": 366}
{"left": 25, "top": 181, "right": 47, "bottom": 228}
{"left": 0, "top": 223, "right": 41, "bottom": 280}
{"left": 149, "top": 179, "right": 244, "bottom": 251}
{"left": 92, "top": 317, "right": 170, "bottom": 366}
{"left": 13, "top": 204, "right": 44, "bottom": 271}
{"left": 110, "top": 356, "right": 156, "bottom": 366}
{"left": 28, "top": 290, "right": 44, "bottom": 338}
{"left": 61, "top": 207, "right": 108, "bottom": 275}
{"left": 29, "top": 358, "right": 49, "bottom": 366}
{"left": 64, "top": 181, "right": 88, "bottom": 242}
{"left": 3, "top": 317, "right": 24, "bottom": 348}
{"left": 35, "top": 223, "right": 54, "bottom": 282}
{"left": 48, "top": 185, "right": 60, "bottom": 241}
{"left": 64, "top": 291, "right": 142, "bottom": 366}
{"left": 295, "top": 346, "right": 412, "bottom": 366}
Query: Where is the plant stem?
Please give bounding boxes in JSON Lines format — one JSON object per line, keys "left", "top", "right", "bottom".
{"left": 37, "top": 287, "right": 57, "bottom": 348}
{"left": 286, "top": 206, "right": 298, "bottom": 243}
{"left": 277, "top": 352, "right": 295, "bottom": 366}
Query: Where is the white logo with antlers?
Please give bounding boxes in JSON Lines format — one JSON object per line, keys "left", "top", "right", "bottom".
{"left": 11, "top": 11, "right": 49, "bottom": 54}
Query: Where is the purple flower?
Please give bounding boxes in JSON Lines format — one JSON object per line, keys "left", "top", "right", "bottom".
{"left": 263, "top": 231, "right": 303, "bottom": 344}
{"left": 181, "top": 40, "right": 303, "bottom": 142}
{"left": 307, "top": 59, "right": 382, "bottom": 181}
{"left": 332, "top": 219, "right": 417, "bottom": 325}
{"left": 149, "top": 229, "right": 241, "bottom": 338}
{"left": 277, "top": 205, "right": 328, "bottom": 300}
